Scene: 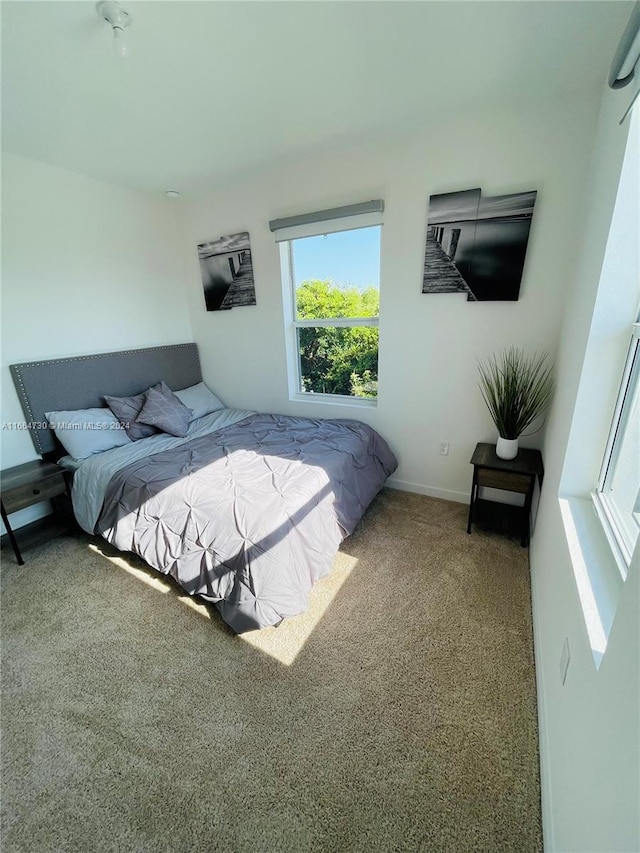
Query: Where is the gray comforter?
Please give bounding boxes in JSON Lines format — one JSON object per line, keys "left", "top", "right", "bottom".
{"left": 95, "top": 413, "right": 397, "bottom": 632}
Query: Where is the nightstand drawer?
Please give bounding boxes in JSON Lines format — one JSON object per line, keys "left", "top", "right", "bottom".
{"left": 2, "top": 474, "right": 67, "bottom": 514}
{"left": 476, "top": 469, "right": 532, "bottom": 493}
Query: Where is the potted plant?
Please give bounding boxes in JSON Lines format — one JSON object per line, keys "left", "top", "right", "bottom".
{"left": 477, "top": 347, "right": 555, "bottom": 459}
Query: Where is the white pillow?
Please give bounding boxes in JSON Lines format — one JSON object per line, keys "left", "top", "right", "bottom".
{"left": 46, "top": 408, "right": 131, "bottom": 460}
{"left": 174, "top": 382, "right": 225, "bottom": 421}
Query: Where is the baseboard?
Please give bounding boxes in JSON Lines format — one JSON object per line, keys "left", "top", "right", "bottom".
{"left": 385, "top": 478, "right": 469, "bottom": 505}
{"left": 529, "top": 535, "right": 554, "bottom": 852}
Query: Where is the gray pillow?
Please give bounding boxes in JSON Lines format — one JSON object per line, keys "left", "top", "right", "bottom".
{"left": 104, "top": 385, "right": 162, "bottom": 441}
{"left": 174, "top": 382, "right": 225, "bottom": 421}
{"left": 46, "top": 408, "right": 131, "bottom": 460}
{"left": 136, "top": 385, "right": 193, "bottom": 437}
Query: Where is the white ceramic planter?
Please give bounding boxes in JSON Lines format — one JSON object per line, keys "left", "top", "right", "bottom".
{"left": 496, "top": 437, "right": 519, "bottom": 460}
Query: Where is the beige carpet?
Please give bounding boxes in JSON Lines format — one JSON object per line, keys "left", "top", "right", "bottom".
{"left": 1, "top": 490, "right": 542, "bottom": 852}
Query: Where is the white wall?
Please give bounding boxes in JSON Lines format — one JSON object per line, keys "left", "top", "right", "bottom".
{"left": 1, "top": 153, "right": 192, "bottom": 525}
{"left": 530, "top": 87, "right": 639, "bottom": 851}
{"left": 175, "top": 92, "right": 600, "bottom": 502}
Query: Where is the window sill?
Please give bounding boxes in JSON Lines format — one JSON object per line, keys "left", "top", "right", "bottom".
{"left": 288, "top": 391, "right": 377, "bottom": 409}
{"left": 558, "top": 495, "right": 626, "bottom": 669}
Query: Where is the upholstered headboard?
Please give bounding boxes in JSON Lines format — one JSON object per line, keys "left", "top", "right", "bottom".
{"left": 10, "top": 343, "right": 202, "bottom": 457}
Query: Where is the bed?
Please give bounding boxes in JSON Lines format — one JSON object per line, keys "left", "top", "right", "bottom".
{"left": 10, "top": 344, "right": 397, "bottom": 632}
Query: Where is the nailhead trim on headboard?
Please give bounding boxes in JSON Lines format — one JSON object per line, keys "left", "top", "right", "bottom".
{"left": 13, "top": 343, "right": 199, "bottom": 370}
{"left": 11, "top": 367, "right": 41, "bottom": 452}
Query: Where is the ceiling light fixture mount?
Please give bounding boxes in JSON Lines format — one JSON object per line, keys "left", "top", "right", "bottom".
{"left": 96, "top": 1, "right": 131, "bottom": 59}
{"left": 165, "top": 190, "right": 181, "bottom": 199}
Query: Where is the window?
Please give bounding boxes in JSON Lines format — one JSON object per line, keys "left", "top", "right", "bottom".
{"left": 593, "top": 319, "right": 640, "bottom": 576}
{"left": 270, "top": 201, "right": 383, "bottom": 404}
{"left": 557, "top": 106, "right": 638, "bottom": 664}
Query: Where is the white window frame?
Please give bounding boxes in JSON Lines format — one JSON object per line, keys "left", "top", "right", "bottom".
{"left": 592, "top": 320, "right": 640, "bottom": 578}
{"left": 556, "top": 105, "right": 638, "bottom": 666}
{"left": 273, "top": 204, "right": 383, "bottom": 407}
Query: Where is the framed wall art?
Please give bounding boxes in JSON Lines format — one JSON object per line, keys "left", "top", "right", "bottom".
{"left": 198, "top": 231, "right": 256, "bottom": 311}
{"left": 422, "top": 188, "right": 537, "bottom": 301}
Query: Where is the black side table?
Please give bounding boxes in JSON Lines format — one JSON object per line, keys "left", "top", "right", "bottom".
{"left": 467, "top": 443, "right": 544, "bottom": 547}
{"left": 1, "top": 460, "right": 68, "bottom": 565}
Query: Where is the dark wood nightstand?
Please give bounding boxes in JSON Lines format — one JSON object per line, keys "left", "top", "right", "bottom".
{"left": 467, "top": 443, "right": 544, "bottom": 547}
{"left": 1, "top": 460, "right": 69, "bottom": 565}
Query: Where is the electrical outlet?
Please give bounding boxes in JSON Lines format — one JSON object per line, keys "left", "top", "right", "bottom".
{"left": 559, "top": 637, "right": 570, "bottom": 685}
{"left": 438, "top": 442, "right": 449, "bottom": 456}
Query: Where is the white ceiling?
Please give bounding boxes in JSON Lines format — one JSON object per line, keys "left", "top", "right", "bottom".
{"left": 1, "top": 0, "right": 632, "bottom": 197}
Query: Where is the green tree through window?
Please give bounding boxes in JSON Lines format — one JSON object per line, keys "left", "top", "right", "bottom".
{"left": 296, "top": 280, "right": 379, "bottom": 397}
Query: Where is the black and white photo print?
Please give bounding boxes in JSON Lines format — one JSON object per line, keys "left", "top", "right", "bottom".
{"left": 422, "top": 188, "right": 537, "bottom": 301}
{"left": 198, "top": 231, "right": 256, "bottom": 311}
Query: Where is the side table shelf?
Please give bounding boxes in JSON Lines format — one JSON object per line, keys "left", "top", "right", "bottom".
{"left": 1, "top": 460, "right": 69, "bottom": 565}
{"left": 467, "top": 443, "right": 544, "bottom": 547}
